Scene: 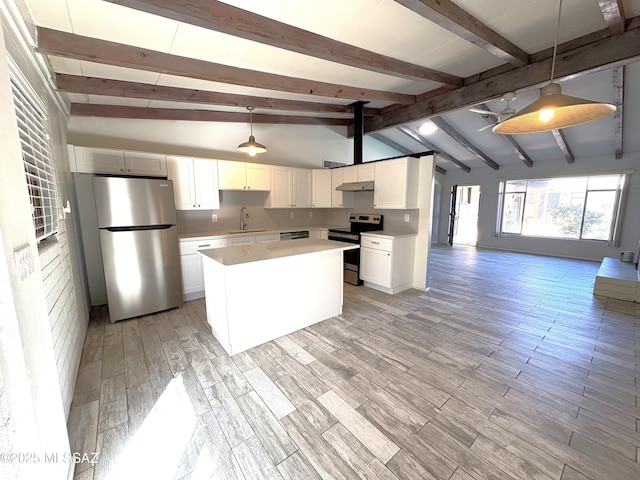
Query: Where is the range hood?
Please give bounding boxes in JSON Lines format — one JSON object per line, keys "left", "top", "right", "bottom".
{"left": 335, "top": 181, "right": 374, "bottom": 192}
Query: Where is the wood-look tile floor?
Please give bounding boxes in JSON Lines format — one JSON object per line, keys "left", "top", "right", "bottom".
{"left": 68, "top": 245, "right": 640, "bottom": 480}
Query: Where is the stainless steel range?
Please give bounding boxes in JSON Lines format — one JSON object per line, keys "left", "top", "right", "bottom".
{"left": 328, "top": 213, "right": 383, "bottom": 285}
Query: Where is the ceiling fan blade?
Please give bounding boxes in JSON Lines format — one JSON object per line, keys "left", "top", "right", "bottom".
{"left": 478, "top": 123, "right": 496, "bottom": 132}
{"left": 470, "top": 108, "right": 499, "bottom": 117}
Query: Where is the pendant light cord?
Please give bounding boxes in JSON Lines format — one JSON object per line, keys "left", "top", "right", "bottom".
{"left": 249, "top": 108, "right": 254, "bottom": 136}
{"left": 549, "top": 0, "right": 563, "bottom": 82}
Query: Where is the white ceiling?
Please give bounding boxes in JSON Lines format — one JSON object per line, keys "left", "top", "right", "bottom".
{"left": 22, "top": 0, "right": 640, "bottom": 171}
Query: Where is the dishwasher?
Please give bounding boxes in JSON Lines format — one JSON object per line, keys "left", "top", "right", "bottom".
{"left": 280, "top": 230, "right": 310, "bottom": 241}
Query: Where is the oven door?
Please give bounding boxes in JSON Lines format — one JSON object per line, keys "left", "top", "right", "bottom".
{"left": 328, "top": 231, "right": 361, "bottom": 285}
{"left": 343, "top": 247, "right": 360, "bottom": 285}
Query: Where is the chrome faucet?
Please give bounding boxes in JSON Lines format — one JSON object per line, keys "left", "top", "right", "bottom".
{"left": 240, "top": 207, "right": 249, "bottom": 231}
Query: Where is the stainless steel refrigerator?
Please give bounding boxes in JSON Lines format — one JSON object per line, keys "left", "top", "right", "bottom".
{"left": 93, "top": 176, "right": 182, "bottom": 322}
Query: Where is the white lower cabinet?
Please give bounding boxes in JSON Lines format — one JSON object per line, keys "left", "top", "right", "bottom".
{"left": 256, "top": 232, "right": 280, "bottom": 243}
{"left": 227, "top": 234, "right": 256, "bottom": 246}
{"left": 179, "top": 238, "right": 227, "bottom": 300}
{"left": 360, "top": 234, "right": 416, "bottom": 294}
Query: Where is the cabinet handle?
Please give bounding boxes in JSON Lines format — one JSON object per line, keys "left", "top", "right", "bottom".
{"left": 120, "top": 168, "right": 124, "bottom": 172}
{"left": 371, "top": 241, "right": 380, "bottom": 244}
{"left": 192, "top": 204, "right": 196, "bottom": 207}
{"left": 247, "top": 185, "right": 250, "bottom": 189}
{"left": 198, "top": 244, "right": 211, "bottom": 248}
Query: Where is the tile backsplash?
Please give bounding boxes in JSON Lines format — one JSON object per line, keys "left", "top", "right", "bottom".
{"left": 176, "top": 190, "right": 418, "bottom": 234}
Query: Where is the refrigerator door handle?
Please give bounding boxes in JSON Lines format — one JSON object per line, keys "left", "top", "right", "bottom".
{"left": 104, "top": 225, "right": 174, "bottom": 232}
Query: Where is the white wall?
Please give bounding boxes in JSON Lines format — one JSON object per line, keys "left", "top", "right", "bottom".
{"left": 435, "top": 152, "right": 640, "bottom": 260}
{"left": 68, "top": 117, "right": 401, "bottom": 168}
{"left": 0, "top": 15, "right": 70, "bottom": 480}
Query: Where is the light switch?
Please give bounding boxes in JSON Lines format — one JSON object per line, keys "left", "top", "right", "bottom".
{"left": 14, "top": 244, "right": 35, "bottom": 282}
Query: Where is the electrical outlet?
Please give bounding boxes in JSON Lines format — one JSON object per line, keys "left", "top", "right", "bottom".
{"left": 404, "top": 214, "right": 410, "bottom": 222}
{"left": 309, "top": 211, "right": 313, "bottom": 218}
{"left": 290, "top": 212, "right": 295, "bottom": 219}
{"left": 211, "top": 214, "right": 218, "bottom": 223}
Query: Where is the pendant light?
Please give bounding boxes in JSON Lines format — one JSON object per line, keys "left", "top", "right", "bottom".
{"left": 493, "top": 0, "right": 615, "bottom": 135}
{"left": 237, "top": 106, "right": 267, "bottom": 156}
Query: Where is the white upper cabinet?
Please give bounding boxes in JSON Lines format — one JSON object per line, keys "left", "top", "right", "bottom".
{"left": 330, "top": 168, "right": 352, "bottom": 208}
{"left": 292, "top": 168, "right": 312, "bottom": 208}
{"left": 70, "top": 146, "right": 167, "bottom": 176}
{"left": 312, "top": 169, "right": 332, "bottom": 208}
{"left": 124, "top": 151, "right": 167, "bottom": 176}
{"left": 266, "top": 166, "right": 293, "bottom": 208}
{"left": 341, "top": 163, "right": 374, "bottom": 183}
{"left": 218, "top": 160, "right": 270, "bottom": 190}
{"left": 167, "top": 156, "right": 220, "bottom": 210}
{"left": 266, "top": 166, "right": 312, "bottom": 208}
{"left": 373, "top": 157, "right": 419, "bottom": 209}
{"left": 357, "top": 163, "right": 375, "bottom": 181}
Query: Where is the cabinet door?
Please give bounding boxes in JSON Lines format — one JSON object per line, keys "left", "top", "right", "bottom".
{"left": 227, "top": 235, "right": 256, "bottom": 246}
{"left": 73, "top": 147, "right": 126, "bottom": 174}
{"left": 218, "top": 160, "right": 247, "bottom": 189}
{"left": 167, "top": 156, "right": 196, "bottom": 210}
{"left": 267, "top": 166, "right": 293, "bottom": 208}
{"left": 193, "top": 159, "right": 220, "bottom": 210}
{"left": 246, "top": 163, "right": 271, "bottom": 190}
{"left": 360, "top": 247, "right": 392, "bottom": 287}
{"left": 256, "top": 232, "right": 280, "bottom": 243}
{"left": 292, "top": 169, "right": 312, "bottom": 208}
{"left": 330, "top": 169, "right": 352, "bottom": 208}
{"left": 357, "top": 163, "right": 375, "bottom": 181}
{"left": 181, "top": 253, "right": 204, "bottom": 295}
{"left": 342, "top": 165, "right": 357, "bottom": 183}
{"left": 374, "top": 159, "right": 408, "bottom": 209}
{"left": 312, "top": 169, "right": 332, "bottom": 208}
{"left": 124, "top": 151, "right": 167, "bottom": 176}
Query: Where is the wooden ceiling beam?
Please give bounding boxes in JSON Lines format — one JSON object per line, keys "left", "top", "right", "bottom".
{"left": 106, "top": 0, "right": 462, "bottom": 87}
{"left": 598, "top": 0, "right": 626, "bottom": 35}
{"left": 397, "top": 126, "right": 470, "bottom": 172}
{"left": 430, "top": 117, "right": 499, "bottom": 170}
{"left": 612, "top": 66, "right": 624, "bottom": 159}
{"left": 477, "top": 103, "right": 532, "bottom": 167}
{"left": 70, "top": 104, "right": 351, "bottom": 125}
{"left": 550, "top": 129, "right": 575, "bottom": 164}
{"left": 36, "top": 27, "right": 415, "bottom": 105}
{"left": 370, "top": 132, "right": 445, "bottom": 173}
{"left": 369, "top": 133, "right": 414, "bottom": 155}
{"left": 393, "top": 0, "right": 529, "bottom": 66}
{"left": 55, "top": 74, "right": 381, "bottom": 116}
{"left": 365, "top": 25, "right": 640, "bottom": 133}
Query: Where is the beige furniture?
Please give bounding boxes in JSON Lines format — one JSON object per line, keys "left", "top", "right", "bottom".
{"left": 593, "top": 257, "right": 640, "bottom": 302}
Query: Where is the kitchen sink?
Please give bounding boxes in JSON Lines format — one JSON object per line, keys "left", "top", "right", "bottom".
{"left": 226, "top": 229, "right": 268, "bottom": 234}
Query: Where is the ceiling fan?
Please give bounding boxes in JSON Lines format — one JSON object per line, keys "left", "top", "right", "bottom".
{"left": 470, "top": 92, "right": 516, "bottom": 131}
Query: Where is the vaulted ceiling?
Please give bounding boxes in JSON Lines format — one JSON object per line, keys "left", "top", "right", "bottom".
{"left": 23, "top": 0, "right": 640, "bottom": 172}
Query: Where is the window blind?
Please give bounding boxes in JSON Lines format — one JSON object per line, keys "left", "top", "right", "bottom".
{"left": 10, "top": 76, "right": 58, "bottom": 242}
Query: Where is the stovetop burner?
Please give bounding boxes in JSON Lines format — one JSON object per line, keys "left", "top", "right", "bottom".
{"left": 328, "top": 213, "right": 383, "bottom": 235}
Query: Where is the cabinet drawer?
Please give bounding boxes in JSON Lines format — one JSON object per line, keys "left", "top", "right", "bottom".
{"left": 180, "top": 238, "right": 227, "bottom": 255}
{"left": 361, "top": 236, "right": 393, "bottom": 251}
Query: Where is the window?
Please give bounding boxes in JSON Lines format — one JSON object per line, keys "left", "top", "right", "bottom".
{"left": 499, "top": 174, "right": 626, "bottom": 241}
{"left": 10, "top": 76, "right": 58, "bottom": 242}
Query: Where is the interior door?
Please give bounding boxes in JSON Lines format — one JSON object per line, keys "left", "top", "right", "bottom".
{"left": 448, "top": 184, "right": 458, "bottom": 246}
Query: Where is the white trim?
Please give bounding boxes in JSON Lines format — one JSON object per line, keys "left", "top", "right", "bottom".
{"left": 0, "top": 0, "right": 69, "bottom": 119}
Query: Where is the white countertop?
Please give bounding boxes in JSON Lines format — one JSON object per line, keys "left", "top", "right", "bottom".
{"left": 360, "top": 230, "right": 417, "bottom": 239}
{"left": 198, "top": 238, "right": 358, "bottom": 266}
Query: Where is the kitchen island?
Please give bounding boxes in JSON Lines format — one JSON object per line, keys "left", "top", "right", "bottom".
{"left": 198, "top": 238, "right": 358, "bottom": 355}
